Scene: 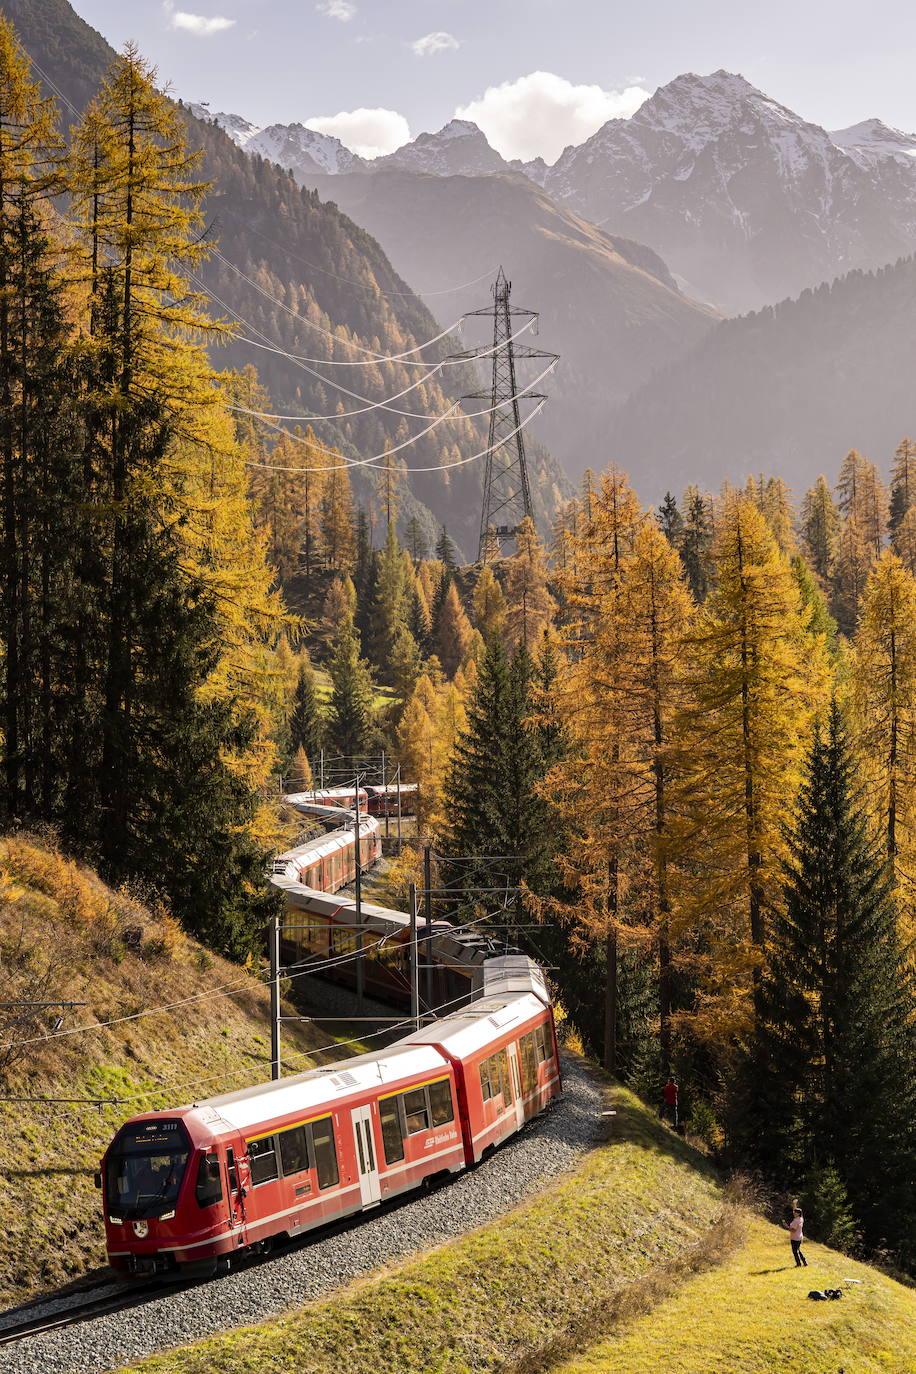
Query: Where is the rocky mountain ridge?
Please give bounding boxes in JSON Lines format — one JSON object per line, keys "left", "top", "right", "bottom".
{"left": 197, "top": 72, "right": 916, "bottom": 313}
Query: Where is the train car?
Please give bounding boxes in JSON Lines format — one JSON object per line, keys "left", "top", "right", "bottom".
{"left": 295, "top": 787, "right": 370, "bottom": 811}
{"left": 401, "top": 960, "right": 561, "bottom": 1162}
{"left": 97, "top": 958, "right": 559, "bottom": 1278}
{"left": 363, "top": 783, "right": 418, "bottom": 817}
{"left": 272, "top": 816, "right": 381, "bottom": 896}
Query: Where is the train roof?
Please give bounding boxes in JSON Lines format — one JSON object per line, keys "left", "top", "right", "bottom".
{"left": 185, "top": 1041, "right": 448, "bottom": 1136}
{"left": 280, "top": 885, "right": 413, "bottom": 934}
{"left": 400, "top": 990, "right": 547, "bottom": 1058}
{"left": 273, "top": 815, "right": 378, "bottom": 873}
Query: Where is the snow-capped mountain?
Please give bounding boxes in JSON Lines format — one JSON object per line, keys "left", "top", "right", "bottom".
{"left": 376, "top": 119, "right": 510, "bottom": 176}
{"left": 541, "top": 71, "right": 916, "bottom": 312}
{"left": 830, "top": 118, "right": 916, "bottom": 168}
{"left": 187, "top": 103, "right": 367, "bottom": 176}
{"left": 190, "top": 75, "right": 916, "bottom": 315}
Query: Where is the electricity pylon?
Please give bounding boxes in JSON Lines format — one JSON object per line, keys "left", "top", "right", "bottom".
{"left": 451, "top": 268, "right": 558, "bottom": 563}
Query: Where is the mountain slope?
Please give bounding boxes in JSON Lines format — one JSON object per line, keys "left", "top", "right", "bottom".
{"left": 258, "top": 166, "right": 719, "bottom": 483}
{"left": 6, "top": 0, "right": 570, "bottom": 556}
{"left": 545, "top": 70, "right": 916, "bottom": 314}
{"left": 606, "top": 255, "right": 916, "bottom": 499}
{"left": 0, "top": 832, "right": 338, "bottom": 1304}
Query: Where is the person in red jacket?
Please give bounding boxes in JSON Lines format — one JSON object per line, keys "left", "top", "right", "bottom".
{"left": 660, "top": 1075, "right": 679, "bottom": 1128}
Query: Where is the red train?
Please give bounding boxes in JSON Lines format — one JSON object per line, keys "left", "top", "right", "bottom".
{"left": 97, "top": 957, "right": 560, "bottom": 1277}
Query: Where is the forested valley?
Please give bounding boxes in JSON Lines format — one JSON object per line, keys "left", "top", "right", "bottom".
{"left": 0, "top": 12, "right": 914, "bottom": 1289}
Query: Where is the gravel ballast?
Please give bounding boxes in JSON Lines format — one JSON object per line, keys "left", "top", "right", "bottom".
{"left": 1, "top": 1056, "right": 602, "bottom": 1374}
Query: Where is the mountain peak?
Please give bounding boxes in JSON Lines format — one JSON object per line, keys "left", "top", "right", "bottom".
{"left": 437, "top": 118, "right": 482, "bottom": 139}
{"left": 831, "top": 118, "right": 916, "bottom": 166}
{"left": 377, "top": 119, "right": 508, "bottom": 175}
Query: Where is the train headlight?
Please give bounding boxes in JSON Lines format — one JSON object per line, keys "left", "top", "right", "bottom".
{"left": 132, "top": 1219, "right": 149, "bottom": 1238}
{"left": 108, "top": 1216, "right": 123, "bottom": 1225}
{"left": 160, "top": 1210, "right": 176, "bottom": 1221}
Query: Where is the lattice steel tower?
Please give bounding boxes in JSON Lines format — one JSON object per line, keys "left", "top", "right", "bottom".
{"left": 453, "top": 268, "right": 557, "bottom": 563}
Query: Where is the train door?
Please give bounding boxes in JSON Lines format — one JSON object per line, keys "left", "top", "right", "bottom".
{"left": 350, "top": 1104, "right": 381, "bottom": 1207}
{"left": 225, "top": 1145, "right": 247, "bottom": 1234}
{"left": 506, "top": 1044, "right": 525, "bottom": 1129}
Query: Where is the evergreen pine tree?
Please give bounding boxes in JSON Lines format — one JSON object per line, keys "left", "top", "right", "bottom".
{"left": 435, "top": 526, "right": 458, "bottom": 573}
{"left": 656, "top": 492, "right": 683, "bottom": 546}
{"left": 404, "top": 513, "right": 428, "bottom": 561}
{"left": 679, "top": 485, "right": 713, "bottom": 601}
{"left": 326, "top": 613, "right": 375, "bottom": 759}
{"left": 801, "top": 476, "right": 840, "bottom": 584}
{"left": 0, "top": 16, "right": 66, "bottom": 820}
{"left": 746, "top": 703, "right": 916, "bottom": 1264}
{"left": 439, "top": 639, "right": 557, "bottom": 896}
{"left": 288, "top": 663, "right": 323, "bottom": 761}
{"left": 889, "top": 437, "right": 916, "bottom": 535}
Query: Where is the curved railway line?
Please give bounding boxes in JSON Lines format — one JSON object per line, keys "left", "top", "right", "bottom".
{"left": 2, "top": 791, "right": 603, "bottom": 1372}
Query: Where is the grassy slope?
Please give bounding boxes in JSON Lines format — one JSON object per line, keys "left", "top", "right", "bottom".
{"left": 0, "top": 835, "right": 343, "bottom": 1305}
{"left": 117, "top": 1079, "right": 915, "bottom": 1374}
{"left": 117, "top": 1082, "right": 725, "bottom": 1374}
{"left": 557, "top": 1215, "right": 916, "bottom": 1374}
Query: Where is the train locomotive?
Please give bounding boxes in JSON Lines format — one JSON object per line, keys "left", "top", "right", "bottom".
{"left": 97, "top": 793, "right": 560, "bottom": 1278}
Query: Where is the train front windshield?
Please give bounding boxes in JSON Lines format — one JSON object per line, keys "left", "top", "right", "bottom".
{"left": 105, "top": 1120, "right": 191, "bottom": 1219}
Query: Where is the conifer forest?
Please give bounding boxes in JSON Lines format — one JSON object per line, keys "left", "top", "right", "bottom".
{"left": 1, "top": 4, "right": 915, "bottom": 1310}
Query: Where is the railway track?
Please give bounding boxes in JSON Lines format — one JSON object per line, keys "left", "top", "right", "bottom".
{"left": 0, "top": 1175, "right": 451, "bottom": 1350}
{"left": 0, "top": 1279, "right": 183, "bottom": 1347}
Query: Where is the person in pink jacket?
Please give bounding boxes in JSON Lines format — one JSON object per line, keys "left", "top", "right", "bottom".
{"left": 789, "top": 1208, "right": 807, "bottom": 1267}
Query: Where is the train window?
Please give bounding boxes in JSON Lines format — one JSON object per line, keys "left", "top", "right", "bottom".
{"left": 278, "top": 1125, "right": 311, "bottom": 1177}
{"left": 331, "top": 926, "right": 357, "bottom": 956}
{"left": 536, "top": 1023, "right": 551, "bottom": 1062}
{"left": 519, "top": 1033, "right": 537, "bottom": 1095}
{"left": 247, "top": 1136, "right": 279, "bottom": 1186}
{"left": 479, "top": 1058, "right": 492, "bottom": 1101}
{"left": 362, "top": 1120, "right": 376, "bottom": 1171}
{"left": 310, "top": 1118, "right": 339, "bottom": 1190}
{"left": 379, "top": 1099, "right": 405, "bottom": 1164}
{"left": 195, "top": 1152, "right": 223, "bottom": 1208}
{"left": 226, "top": 1148, "right": 239, "bottom": 1192}
{"left": 428, "top": 1079, "right": 454, "bottom": 1127}
{"left": 496, "top": 1050, "right": 512, "bottom": 1103}
{"left": 403, "top": 1088, "right": 430, "bottom": 1134}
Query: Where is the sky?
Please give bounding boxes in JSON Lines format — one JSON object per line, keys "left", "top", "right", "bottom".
{"left": 70, "top": 0, "right": 916, "bottom": 163}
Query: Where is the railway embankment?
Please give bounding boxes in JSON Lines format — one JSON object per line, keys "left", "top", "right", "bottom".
{"left": 99, "top": 1081, "right": 915, "bottom": 1374}
{"left": 8, "top": 1074, "right": 730, "bottom": 1374}
{"left": 0, "top": 833, "right": 339, "bottom": 1307}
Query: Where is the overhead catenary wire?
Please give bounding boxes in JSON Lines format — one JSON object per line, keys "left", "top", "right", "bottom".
{"left": 201, "top": 274, "right": 540, "bottom": 428}
{"left": 244, "top": 389, "right": 553, "bottom": 475}
{"left": 208, "top": 246, "right": 468, "bottom": 363}
{"left": 197, "top": 276, "right": 441, "bottom": 420}
{"left": 229, "top": 311, "right": 534, "bottom": 373}
{"left": 240, "top": 352, "right": 556, "bottom": 471}
{"left": 5, "top": 897, "right": 521, "bottom": 1052}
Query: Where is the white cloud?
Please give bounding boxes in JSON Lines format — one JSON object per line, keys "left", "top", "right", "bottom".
{"left": 316, "top": 0, "right": 356, "bottom": 20}
{"left": 164, "top": 3, "right": 236, "bottom": 36}
{"left": 455, "top": 71, "right": 649, "bottom": 163}
{"left": 411, "top": 31, "right": 460, "bottom": 58}
{"left": 305, "top": 108, "right": 411, "bottom": 160}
